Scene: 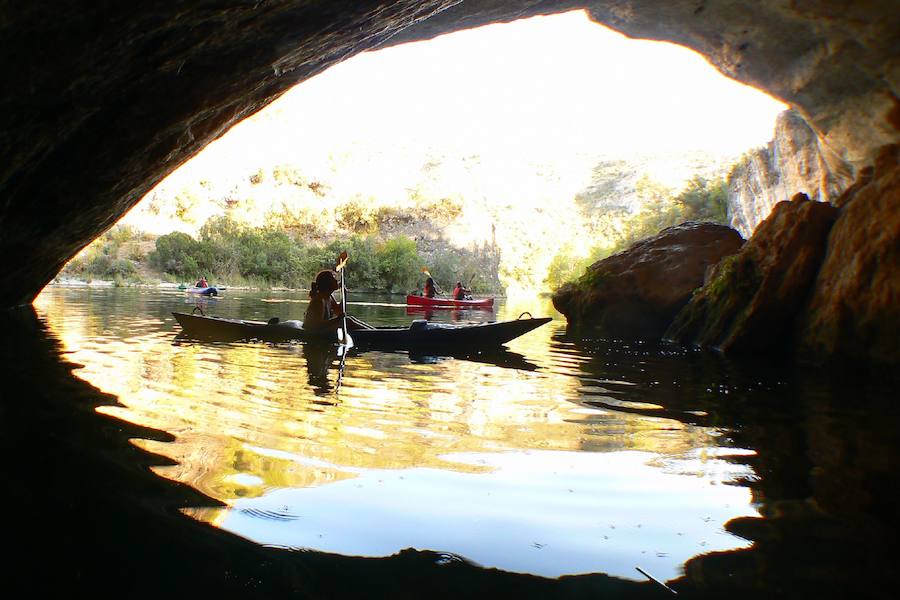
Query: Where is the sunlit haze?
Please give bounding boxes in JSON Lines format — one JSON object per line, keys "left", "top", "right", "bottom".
{"left": 122, "top": 10, "right": 786, "bottom": 294}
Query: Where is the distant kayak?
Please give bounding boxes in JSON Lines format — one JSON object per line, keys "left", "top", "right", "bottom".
{"left": 184, "top": 286, "right": 220, "bottom": 296}
{"left": 406, "top": 294, "right": 494, "bottom": 309}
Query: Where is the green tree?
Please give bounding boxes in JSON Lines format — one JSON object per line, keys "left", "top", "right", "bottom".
{"left": 324, "top": 236, "right": 382, "bottom": 289}
{"left": 149, "top": 232, "right": 199, "bottom": 275}
{"left": 676, "top": 175, "right": 728, "bottom": 223}
{"left": 376, "top": 236, "right": 422, "bottom": 293}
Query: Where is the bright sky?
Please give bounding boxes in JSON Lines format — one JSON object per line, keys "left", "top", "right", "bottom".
{"left": 238, "top": 9, "right": 786, "bottom": 160}
{"left": 125, "top": 10, "right": 786, "bottom": 237}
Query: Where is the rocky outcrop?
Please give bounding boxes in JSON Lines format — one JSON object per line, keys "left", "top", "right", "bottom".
{"left": 551, "top": 222, "right": 743, "bottom": 338}
{"left": 665, "top": 193, "right": 839, "bottom": 354}
{"left": 727, "top": 110, "right": 853, "bottom": 238}
{"left": 801, "top": 145, "right": 900, "bottom": 367}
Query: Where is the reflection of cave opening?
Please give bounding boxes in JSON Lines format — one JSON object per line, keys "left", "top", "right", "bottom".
{"left": 71, "top": 10, "right": 784, "bottom": 298}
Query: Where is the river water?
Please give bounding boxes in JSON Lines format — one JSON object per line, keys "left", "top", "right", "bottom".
{"left": 14, "top": 285, "right": 900, "bottom": 596}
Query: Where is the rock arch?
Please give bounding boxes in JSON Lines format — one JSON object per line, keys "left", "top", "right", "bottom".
{"left": 1, "top": 1, "right": 897, "bottom": 310}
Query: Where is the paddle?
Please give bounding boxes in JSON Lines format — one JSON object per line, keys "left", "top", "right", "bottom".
{"left": 335, "top": 250, "right": 353, "bottom": 351}
{"left": 334, "top": 251, "right": 353, "bottom": 394}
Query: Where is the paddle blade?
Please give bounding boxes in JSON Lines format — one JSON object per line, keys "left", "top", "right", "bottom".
{"left": 421, "top": 267, "right": 431, "bottom": 277}
{"left": 337, "top": 328, "right": 354, "bottom": 350}
{"left": 336, "top": 250, "right": 349, "bottom": 272}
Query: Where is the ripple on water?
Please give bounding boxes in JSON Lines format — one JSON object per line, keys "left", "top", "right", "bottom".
{"left": 33, "top": 287, "right": 766, "bottom": 582}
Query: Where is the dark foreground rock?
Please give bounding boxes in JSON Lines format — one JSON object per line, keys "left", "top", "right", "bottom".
{"left": 665, "top": 193, "right": 839, "bottom": 354}
{"left": 551, "top": 222, "right": 744, "bottom": 339}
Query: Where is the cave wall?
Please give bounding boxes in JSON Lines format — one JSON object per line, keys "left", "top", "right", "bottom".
{"left": 1, "top": 0, "right": 898, "bottom": 309}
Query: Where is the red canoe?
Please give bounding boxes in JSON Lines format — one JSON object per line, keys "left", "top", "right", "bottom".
{"left": 406, "top": 294, "right": 494, "bottom": 309}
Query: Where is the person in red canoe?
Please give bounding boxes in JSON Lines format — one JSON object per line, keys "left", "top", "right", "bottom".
{"left": 303, "top": 269, "right": 373, "bottom": 333}
{"left": 423, "top": 276, "right": 442, "bottom": 298}
{"left": 452, "top": 281, "right": 472, "bottom": 300}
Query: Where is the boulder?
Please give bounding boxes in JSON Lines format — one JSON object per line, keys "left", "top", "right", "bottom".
{"left": 665, "top": 193, "right": 838, "bottom": 354}
{"left": 801, "top": 145, "right": 900, "bottom": 366}
{"left": 551, "top": 222, "right": 744, "bottom": 339}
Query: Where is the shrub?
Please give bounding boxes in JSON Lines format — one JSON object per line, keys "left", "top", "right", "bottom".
{"left": 376, "top": 236, "right": 422, "bottom": 292}
{"left": 150, "top": 231, "right": 199, "bottom": 275}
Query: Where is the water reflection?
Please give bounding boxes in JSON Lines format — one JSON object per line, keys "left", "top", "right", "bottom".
{"left": 1, "top": 303, "right": 657, "bottom": 598}
{"left": 31, "top": 287, "right": 756, "bottom": 580}
{"left": 20, "top": 285, "right": 900, "bottom": 597}
{"left": 302, "top": 341, "right": 339, "bottom": 394}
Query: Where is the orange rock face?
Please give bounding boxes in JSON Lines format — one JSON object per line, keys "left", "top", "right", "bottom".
{"left": 802, "top": 145, "right": 900, "bottom": 366}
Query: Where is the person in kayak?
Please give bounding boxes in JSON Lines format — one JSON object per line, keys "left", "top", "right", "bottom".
{"left": 452, "top": 281, "right": 472, "bottom": 300}
{"left": 423, "top": 276, "right": 442, "bottom": 298}
{"left": 303, "top": 269, "right": 373, "bottom": 333}
{"left": 195, "top": 276, "right": 209, "bottom": 288}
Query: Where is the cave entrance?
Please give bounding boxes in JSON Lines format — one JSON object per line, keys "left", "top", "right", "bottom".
{"left": 62, "top": 10, "right": 785, "bottom": 297}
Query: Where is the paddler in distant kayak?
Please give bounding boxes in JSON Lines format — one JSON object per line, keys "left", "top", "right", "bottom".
{"left": 452, "top": 281, "right": 472, "bottom": 301}
{"left": 303, "top": 269, "right": 373, "bottom": 333}
{"left": 423, "top": 276, "right": 442, "bottom": 298}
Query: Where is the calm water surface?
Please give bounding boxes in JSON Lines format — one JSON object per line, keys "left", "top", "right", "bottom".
{"left": 30, "top": 285, "right": 897, "bottom": 590}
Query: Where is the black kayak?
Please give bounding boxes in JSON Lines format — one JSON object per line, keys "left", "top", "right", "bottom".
{"left": 172, "top": 311, "right": 551, "bottom": 349}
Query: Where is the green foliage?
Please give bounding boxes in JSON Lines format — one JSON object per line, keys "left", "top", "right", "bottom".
{"left": 375, "top": 236, "right": 422, "bottom": 292}
{"left": 149, "top": 231, "right": 200, "bottom": 276}
{"left": 676, "top": 175, "right": 728, "bottom": 223}
{"left": 107, "top": 224, "right": 138, "bottom": 245}
{"left": 173, "top": 190, "right": 200, "bottom": 221}
{"left": 142, "top": 217, "right": 427, "bottom": 292}
{"left": 428, "top": 253, "right": 461, "bottom": 292}
{"left": 623, "top": 175, "right": 729, "bottom": 246}
{"left": 327, "top": 237, "right": 382, "bottom": 289}
{"left": 62, "top": 226, "right": 143, "bottom": 283}
{"left": 545, "top": 246, "right": 594, "bottom": 291}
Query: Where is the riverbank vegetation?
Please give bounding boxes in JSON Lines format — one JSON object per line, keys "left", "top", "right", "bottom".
{"left": 62, "top": 213, "right": 502, "bottom": 294}
{"left": 62, "top": 170, "right": 730, "bottom": 294}
{"left": 62, "top": 137, "right": 736, "bottom": 296}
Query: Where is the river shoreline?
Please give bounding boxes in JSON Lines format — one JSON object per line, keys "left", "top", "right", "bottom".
{"left": 48, "top": 278, "right": 508, "bottom": 300}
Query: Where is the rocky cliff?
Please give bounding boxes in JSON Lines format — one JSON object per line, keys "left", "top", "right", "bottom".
{"left": 665, "top": 145, "right": 899, "bottom": 368}
{"left": 727, "top": 110, "right": 853, "bottom": 237}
